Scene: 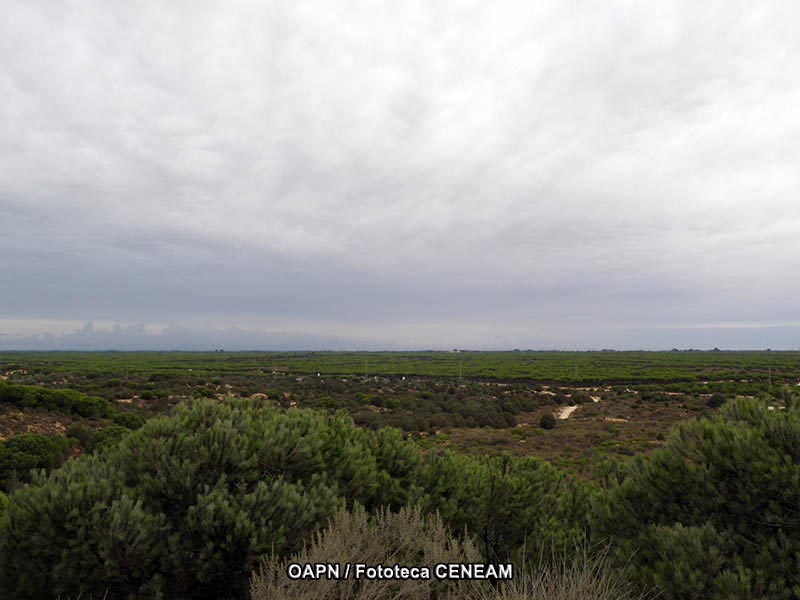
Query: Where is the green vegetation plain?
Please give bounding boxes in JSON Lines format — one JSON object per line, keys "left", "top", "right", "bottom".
{"left": 3, "top": 349, "right": 799, "bottom": 384}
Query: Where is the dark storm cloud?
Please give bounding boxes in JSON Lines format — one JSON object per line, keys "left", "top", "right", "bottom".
{"left": 1, "top": 1, "right": 799, "bottom": 349}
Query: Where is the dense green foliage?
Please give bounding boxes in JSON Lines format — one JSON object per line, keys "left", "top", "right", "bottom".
{"left": 111, "top": 411, "right": 146, "bottom": 429}
{"left": 417, "top": 452, "right": 589, "bottom": 564}
{"left": 87, "top": 424, "right": 132, "bottom": 453}
{"left": 65, "top": 423, "right": 137, "bottom": 455}
{"left": 0, "top": 398, "right": 587, "bottom": 599}
{"left": 0, "top": 379, "right": 114, "bottom": 418}
{"left": 594, "top": 398, "right": 800, "bottom": 599}
{"left": 0, "top": 434, "right": 70, "bottom": 492}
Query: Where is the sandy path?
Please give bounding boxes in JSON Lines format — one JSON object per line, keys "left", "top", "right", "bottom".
{"left": 557, "top": 405, "right": 579, "bottom": 419}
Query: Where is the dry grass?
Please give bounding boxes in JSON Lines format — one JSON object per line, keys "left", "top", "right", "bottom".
{"left": 480, "top": 548, "right": 649, "bottom": 600}
{"left": 251, "top": 504, "right": 486, "bottom": 600}
{"left": 251, "top": 506, "right": 647, "bottom": 600}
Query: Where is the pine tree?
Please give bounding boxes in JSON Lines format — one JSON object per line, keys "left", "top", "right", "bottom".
{"left": 593, "top": 398, "right": 800, "bottom": 599}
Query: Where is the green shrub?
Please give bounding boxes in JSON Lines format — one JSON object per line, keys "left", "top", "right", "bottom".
{"left": 65, "top": 423, "right": 94, "bottom": 448}
{"left": 593, "top": 398, "right": 800, "bottom": 599}
{"left": 0, "top": 380, "right": 113, "bottom": 418}
{"left": 540, "top": 412, "right": 557, "bottom": 430}
{"left": 316, "top": 396, "right": 337, "bottom": 409}
{"left": 86, "top": 426, "right": 130, "bottom": 454}
{"left": 0, "top": 434, "right": 71, "bottom": 492}
{"left": 414, "top": 453, "right": 590, "bottom": 564}
{"left": 0, "top": 398, "right": 588, "bottom": 599}
{"left": 0, "top": 456, "right": 169, "bottom": 598}
{"left": 110, "top": 411, "right": 145, "bottom": 430}
{"left": 193, "top": 386, "right": 217, "bottom": 398}
{"left": 0, "top": 399, "right": 421, "bottom": 598}
{"left": 706, "top": 393, "right": 728, "bottom": 409}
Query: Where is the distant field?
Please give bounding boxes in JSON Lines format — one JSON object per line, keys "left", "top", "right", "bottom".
{"left": 2, "top": 349, "right": 800, "bottom": 383}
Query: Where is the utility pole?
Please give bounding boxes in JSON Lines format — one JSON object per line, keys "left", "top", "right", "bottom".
{"left": 768, "top": 367, "right": 772, "bottom": 392}
{"left": 574, "top": 363, "right": 578, "bottom": 379}
{"left": 364, "top": 357, "right": 368, "bottom": 379}
{"left": 459, "top": 361, "right": 463, "bottom": 383}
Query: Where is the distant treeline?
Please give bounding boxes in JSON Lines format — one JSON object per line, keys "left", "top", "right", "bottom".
{"left": 3, "top": 349, "right": 800, "bottom": 384}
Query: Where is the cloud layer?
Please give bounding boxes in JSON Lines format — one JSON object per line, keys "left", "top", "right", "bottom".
{"left": 2, "top": 1, "right": 799, "bottom": 349}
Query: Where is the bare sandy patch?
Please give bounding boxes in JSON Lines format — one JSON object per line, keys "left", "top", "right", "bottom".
{"left": 557, "top": 405, "right": 579, "bottom": 419}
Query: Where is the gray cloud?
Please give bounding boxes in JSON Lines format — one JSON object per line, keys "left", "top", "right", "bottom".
{"left": 2, "top": 1, "right": 799, "bottom": 349}
{"left": 1, "top": 321, "right": 798, "bottom": 352}
{"left": 0, "top": 322, "right": 368, "bottom": 351}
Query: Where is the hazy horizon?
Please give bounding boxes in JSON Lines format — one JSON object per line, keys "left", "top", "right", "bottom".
{"left": 3, "top": 2, "right": 799, "bottom": 351}
{"left": 1, "top": 320, "right": 799, "bottom": 352}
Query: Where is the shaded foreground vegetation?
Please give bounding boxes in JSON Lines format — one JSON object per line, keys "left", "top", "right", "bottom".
{"left": 0, "top": 397, "right": 586, "bottom": 598}
{"left": 0, "top": 393, "right": 799, "bottom": 598}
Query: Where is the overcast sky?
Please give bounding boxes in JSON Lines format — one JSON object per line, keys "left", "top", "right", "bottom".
{"left": 2, "top": 1, "right": 799, "bottom": 350}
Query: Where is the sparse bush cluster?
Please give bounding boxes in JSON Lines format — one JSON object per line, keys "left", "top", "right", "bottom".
{"left": 348, "top": 389, "right": 537, "bottom": 431}
{"left": 249, "top": 379, "right": 547, "bottom": 433}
